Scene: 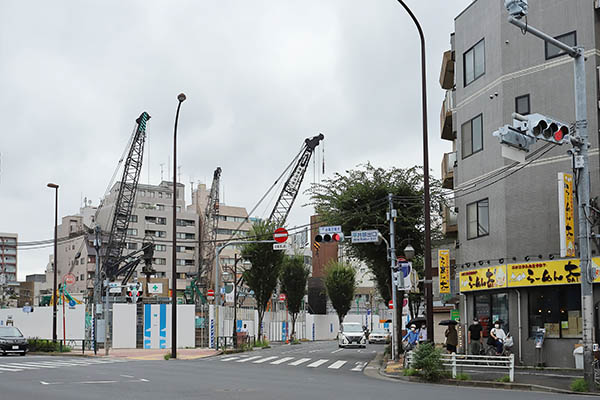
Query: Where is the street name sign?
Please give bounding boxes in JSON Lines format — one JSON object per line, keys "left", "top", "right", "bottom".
{"left": 319, "top": 225, "right": 342, "bottom": 235}
{"left": 351, "top": 230, "right": 380, "bottom": 243}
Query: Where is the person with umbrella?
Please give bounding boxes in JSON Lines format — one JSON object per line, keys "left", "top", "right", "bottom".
{"left": 439, "top": 319, "right": 458, "bottom": 353}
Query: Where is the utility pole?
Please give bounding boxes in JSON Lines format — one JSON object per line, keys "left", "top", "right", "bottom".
{"left": 388, "top": 193, "right": 398, "bottom": 361}
{"left": 93, "top": 226, "right": 101, "bottom": 355}
{"left": 504, "top": 0, "right": 594, "bottom": 386}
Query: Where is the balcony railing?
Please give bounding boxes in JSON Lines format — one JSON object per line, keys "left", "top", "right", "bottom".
{"left": 442, "top": 204, "right": 458, "bottom": 236}
{"left": 440, "top": 90, "right": 455, "bottom": 141}
{"left": 439, "top": 50, "right": 455, "bottom": 90}
{"left": 441, "top": 151, "right": 456, "bottom": 189}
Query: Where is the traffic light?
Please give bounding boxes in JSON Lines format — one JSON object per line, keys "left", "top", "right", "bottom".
{"left": 315, "top": 233, "right": 344, "bottom": 243}
{"left": 526, "top": 113, "right": 570, "bottom": 144}
{"left": 392, "top": 268, "right": 400, "bottom": 287}
{"left": 126, "top": 282, "right": 142, "bottom": 303}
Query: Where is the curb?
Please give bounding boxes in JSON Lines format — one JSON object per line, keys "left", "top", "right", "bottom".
{"left": 376, "top": 353, "right": 599, "bottom": 396}
{"left": 27, "top": 352, "right": 95, "bottom": 357}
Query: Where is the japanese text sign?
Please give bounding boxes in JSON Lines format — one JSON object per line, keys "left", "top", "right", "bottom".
{"left": 438, "top": 250, "right": 450, "bottom": 294}
{"left": 459, "top": 265, "right": 507, "bottom": 292}
{"left": 558, "top": 173, "right": 575, "bottom": 257}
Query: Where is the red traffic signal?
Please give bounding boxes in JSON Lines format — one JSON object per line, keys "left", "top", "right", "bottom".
{"left": 315, "top": 233, "right": 344, "bottom": 243}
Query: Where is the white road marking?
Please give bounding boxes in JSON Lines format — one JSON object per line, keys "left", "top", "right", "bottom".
{"left": 331, "top": 349, "right": 343, "bottom": 354}
{"left": 0, "top": 366, "right": 24, "bottom": 372}
{"left": 235, "top": 356, "right": 262, "bottom": 363}
{"left": 139, "top": 378, "right": 149, "bottom": 382}
{"left": 0, "top": 363, "right": 41, "bottom": 370}
{"left": 40, "top": 381, "right": 63, "bottom": 385}
{"left": 120, "top": 375, "right": 134, "bottom": 378}
{"left": 327, "top": 360, "right": 347, "bottom": 369}
{"left": 307, "top": 359, "right": 329, "bottom": 368}
{"left": 253, "top": 356, "right": 278, "bottom": 364}
{"left": 289, "top": 358, "right": 311, "bottom": 366}
{"left": 220, "top": 356, "right": 240, "bottom": 361}
{"left": 270, "top": 357, "right": 294, "bottom": 365}
{"left": 351, "top": 362, "right": 367, "bottom": 371}
{"left": 79, "top": 380, "right": 118, "bottom": 384}
{"left": 309, "top": 349, "right": 321, "bottom": 353}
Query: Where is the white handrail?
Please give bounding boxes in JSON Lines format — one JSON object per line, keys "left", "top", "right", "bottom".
{"left": 405, "top": 352, "right": 514, "bottom": 382}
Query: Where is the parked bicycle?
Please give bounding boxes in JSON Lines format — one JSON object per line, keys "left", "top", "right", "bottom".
{"left": 484, "top": 332, "right": 513, "bottom": 357}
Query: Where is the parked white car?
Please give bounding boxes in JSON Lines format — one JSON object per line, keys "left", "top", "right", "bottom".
{"left": 338, "top": 322, "right": 367, "bottom": 348}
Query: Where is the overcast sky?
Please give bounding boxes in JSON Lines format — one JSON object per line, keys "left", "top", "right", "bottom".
{"left": 0, "top": 0, "right": 473, "bottom": 279}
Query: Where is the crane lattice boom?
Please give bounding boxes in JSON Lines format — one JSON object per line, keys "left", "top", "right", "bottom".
{"left": 199, "top": 167, "right": 222, "bottom": 288}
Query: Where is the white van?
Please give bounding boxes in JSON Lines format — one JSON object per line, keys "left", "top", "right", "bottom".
{"left": 338, "top": 322, "right": 367, "bottom": 348}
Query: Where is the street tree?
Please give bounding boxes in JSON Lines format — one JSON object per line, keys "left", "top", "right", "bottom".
{"left": 324, "top": 261, "right": 356, "bottom": 325}
{"left": 240, "top": 220, "right": 284, "bottom": 340}
{"left": 310, "top": 163, "right": 446, "bottom": 306}
{"left": 280, "top": 255, "right": 310, "bottom": 341}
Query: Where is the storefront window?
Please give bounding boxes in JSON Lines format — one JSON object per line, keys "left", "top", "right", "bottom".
{"left": 529, "top": 285, "right": 581, "bottom": 338}
{"left": 474, "top": 292, "right": 509, "bottom": 337}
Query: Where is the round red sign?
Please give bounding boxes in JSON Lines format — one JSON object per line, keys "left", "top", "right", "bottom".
{"left": 388, "top": 300, "right": 394, "bottom": 310}
{"left": 273, "top": 228, "right": 288, "bottom": 243}
{"left": 64, "top": 273, "right": 76, "bottom": 285}
{"left": 207, "top": 289, "right": 215, "bottom": 298}
{"left": 279, "top": 293, "right": 287, "bottom": 302}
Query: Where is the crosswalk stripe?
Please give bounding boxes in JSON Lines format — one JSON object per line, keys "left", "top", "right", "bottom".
{"left": 328, "top": 360, "right": 347, "bottom": 369}
{"left": 236, "top": 356, "right": 262, "bottom": 363}
{"left": 307, "top": 359, "right": 328, "bottom": 368}
{"left": 288, "top": 358, "right": 311, "bottom": 366}
{"left": 33, "top": 361, "right": 82, "bottom": 367}
{"left": 0, "top": 363, "right": 37, "bottom": 370}
{"left": 10, "top": 362, "right": 57, "bottom": 369}
{"left": 0, "top": 366, "right": 24, "bottom": 372}
{"left": 221, "top": 356, "right": 240, "bottom": 362}
{"left": 270, "top": 357, "right": 294, "bottom": 365}
{"left": 253, "top": 356, "right": 278, "bottom": 364}
{"left": 351, "top": 362, "right": 367, "bottom": 371}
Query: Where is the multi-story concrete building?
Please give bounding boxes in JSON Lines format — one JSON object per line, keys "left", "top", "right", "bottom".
{"left": 440, "top": 0, "right": 600, "bottom": 367}
{"left": 0, "top": 233, "right": 18, "bottom": 284}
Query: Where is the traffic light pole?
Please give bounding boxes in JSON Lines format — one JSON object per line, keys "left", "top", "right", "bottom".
{"left": 508, "top": 16, "right": 594, "bottom": 386}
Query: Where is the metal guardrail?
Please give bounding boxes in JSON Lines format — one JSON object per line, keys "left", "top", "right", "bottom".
{"left": 405, "top": 351, "right": 515, "bottom": 382}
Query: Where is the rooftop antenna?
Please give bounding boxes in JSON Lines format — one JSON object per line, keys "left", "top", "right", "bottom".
{"left": 160, "top": 163, "right": 165, "bottom": 181}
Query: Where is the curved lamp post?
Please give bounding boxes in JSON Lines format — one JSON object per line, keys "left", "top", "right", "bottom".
{"left": 172, "top": 93, "right": 186, "bottom": 359}
{"left": 395, "top": 0, "right": 433, "bottom": 342}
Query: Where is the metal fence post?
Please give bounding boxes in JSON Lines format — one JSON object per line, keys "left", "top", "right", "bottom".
{"left": 509, "top": 354, "right": 514, "bottom": 382}
{"left": 452, "top": 353, "right": 457, "bottom": 379}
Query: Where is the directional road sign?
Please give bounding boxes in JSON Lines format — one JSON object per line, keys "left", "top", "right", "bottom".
{"left": 273, "top": 228, "right": 288, "bottom": 243}
{"left": 351, "top": 230, "right": 380, "bottom": 243}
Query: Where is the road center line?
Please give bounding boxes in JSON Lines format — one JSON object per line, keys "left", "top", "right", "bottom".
{"left": 307, "top": 359, "right": 329, "bottom": 368}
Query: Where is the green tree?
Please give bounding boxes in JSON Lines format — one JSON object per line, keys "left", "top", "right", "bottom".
{"left": 240, "top": 220, "right": 284, "bottom": 340}
{"left": 324, "top": 261, "right": 356, "bottom": 324}
{"left": 310, "top": 163, "right": 445, "bottom": 305}
{"left": 280, "top": 255, "right": 310, "bottom": 341}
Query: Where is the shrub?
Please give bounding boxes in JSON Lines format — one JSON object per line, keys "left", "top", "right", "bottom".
{"left": 455, "top": 373, "right": 470, "bottom": 381}
{"left": 412, "top": 342, "right": 446, "bottom": 382}
{"left": 571, "top": 378, "right": 588, "bottom": 392}
{"left": 254, "top": 339, "right": 270, "bottom": 348}
{"left": 403, "top": 368, "right": 418, "bottom": 376}
{"left": 28, "top": 339, "right": 70, "bottom": 352}
{"left": 164, "top": 353, "right": 171, "bottom": 360}
{"left": 496, "top": 375, "right": 510, "bottom": 383}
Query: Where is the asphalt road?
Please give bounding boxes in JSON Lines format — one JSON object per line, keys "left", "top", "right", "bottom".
{"left": 0, "top": 343, "right": 597, "bottom": 399}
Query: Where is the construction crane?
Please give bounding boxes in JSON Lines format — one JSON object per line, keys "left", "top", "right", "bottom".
{"left": 185, "top": 167, "right": 221, "bottom": 304}
{"left": 268, "top": 133, "right": 324, "bottom": 226}
{"left": 101, "top": 111, "right": 156, "bottom": 285}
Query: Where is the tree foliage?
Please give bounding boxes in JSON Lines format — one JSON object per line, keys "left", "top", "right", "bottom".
{"left": 280, "top": 255, "right": 310, "bottom": 340}
{"left": 310, "top": 163, "right": 445, "bottom": 305}
{"left": 240, "top": 220, "right": 284, "bottom": 340}
{"left": 324, "top": 261, "right": 356, "bottom": 324}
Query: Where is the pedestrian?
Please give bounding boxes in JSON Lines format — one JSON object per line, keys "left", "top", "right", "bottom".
{"left": 490, "top": 321, "right": 506, "bottom": 355}
{"left": 418, "top": 324, "right": 427, "bottom": 344}
{"left": 445, "top": 324, "right": 458, "bottom": 354}
{"left": 468, "top": 317, "right": 483, "bottom": 355}
{"left": 402, "top": 324, "right": 419, "bottom": 351}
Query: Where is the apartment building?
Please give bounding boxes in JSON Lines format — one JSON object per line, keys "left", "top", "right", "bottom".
{"left": 440, "top": 0, "right": 600, "bottom": 367}
{"left": 0, "top": 233, "right": 17, "bottom": 284}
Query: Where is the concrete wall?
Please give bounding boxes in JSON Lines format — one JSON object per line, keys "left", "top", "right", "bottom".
{"left": 306, "top": 314, "right": 339, "bottom": 341}
{"left": 112, "top": 304, "right": 136, "bottom": 349}
{"left": 0, "top": 304, "right": 85, "bottom": 340}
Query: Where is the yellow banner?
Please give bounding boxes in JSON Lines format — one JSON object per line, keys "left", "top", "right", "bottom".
{"left": 439, "top": 250, "right": 450, "bottom": 294}
{"left": 459, "top": 265, "right": 507, "bottom": 292}
{"left": 506, "top": 258, "right": 600, "bottom": 287}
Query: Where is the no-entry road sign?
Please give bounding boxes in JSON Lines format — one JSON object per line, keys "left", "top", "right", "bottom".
{"left": 207, "top": 289, "right": 215, "bottom": 299}
{"left": 64, "top": 273, "right": 76, "bottom": 285}
{"left": 273, "top": 228, "right": 288, "bottom": 243}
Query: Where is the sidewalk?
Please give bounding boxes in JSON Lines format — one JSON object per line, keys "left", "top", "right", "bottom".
{"left": 381, "top": 353, "right": 594, "bottom": 395}
{"left": 89, "top": 348, "right": 219, "bottom": 360}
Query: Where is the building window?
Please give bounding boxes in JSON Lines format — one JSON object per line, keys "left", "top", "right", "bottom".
{"left": 129, "top": 215, "right": 138, "bottom": 223}
{"left": 153, "top": 258, "right": 167, "bottom": 265}
{"left": 155, "top": 244, "right": 167, "bottom": 252}
{"left": 473, "top": 293, "right": 509, "bottom": 338}
{"left": 515, "top": 94, "right": 530, "bottom": 115}
{"left": 545, "top": 31, "right": 576, "bottom": 60}
{"left": 127, "top": 242, "right": 138, "bottom": 250}
{"left": 158, "top": 192, "right": 163, "bottom": 198}
{"left": 156, "top": 204, "right": 165, "bottom": 211}
{"left": 176, "top": 232, "right": 195, "bottom": 240}
{"left": 461, "top": 114, "right": 483, "bottom": 158}
{"left": 177, "top": 219, "right": 195, "bottom": 227}
{"left": 126, "top": 228, "right": 138, "bottom": 236}
{"left": 467, "top": 198, "right": 489, "bottom": 239}
{"left": 87, "top": 255, "right": 97, "bottom": 263}
{"left": 463, "top": 38, "right": 485, "bottom": 86}
{"left": 529, "top": 285, "right": 581, "bottom": 338}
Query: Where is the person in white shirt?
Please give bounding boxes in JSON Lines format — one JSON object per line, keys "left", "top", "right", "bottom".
{"left": 418, "top": 325, "right": 427, "bottom": 343}
{"left": 490, "top": 321, "right": 506, "bottom": 355}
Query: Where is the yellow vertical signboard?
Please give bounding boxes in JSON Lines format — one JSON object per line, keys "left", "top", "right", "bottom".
{"left": 558, "top": 172, "right": 575, "bottom": 257}
{"left": 438, "top": 249, "right": 450, "bottom": 294}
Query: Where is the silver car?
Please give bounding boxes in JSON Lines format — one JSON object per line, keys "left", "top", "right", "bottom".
{"left": 338, "top": 322, "right": 367, "bottom": 348}
{"left": 368, "top": 328, "right": 391, "bottom": 344}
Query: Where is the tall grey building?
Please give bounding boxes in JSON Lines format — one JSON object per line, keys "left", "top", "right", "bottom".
{"left": 440, "top": 0, "right": 600, "bottom": 367}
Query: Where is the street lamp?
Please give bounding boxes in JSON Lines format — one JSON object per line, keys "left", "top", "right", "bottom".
{"left": 47, "top": 182, "right": 59, "bottom": 343}
{"left": 403, "top": 243, "right": 415, "bottom": 261}
{"left": 171, "top": 92, "right": 186, "bottom": 359}
{"left": 395, "top": 0, "right": 433, "bottom": 343}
